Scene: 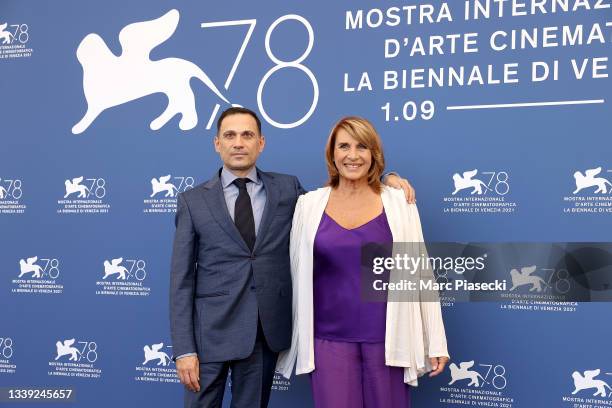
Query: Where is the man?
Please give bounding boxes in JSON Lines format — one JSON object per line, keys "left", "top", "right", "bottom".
{"left": 170, "top": 107, "right": 414, "bottom": 408}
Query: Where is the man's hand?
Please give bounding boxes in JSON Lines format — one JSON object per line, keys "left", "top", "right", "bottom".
{"left": 176, "top": 355, "right": 200, "bottom": 392}
{"left": 428, "top": 356, "right": 449, "bottom": 377}
{"left": 383, "top": 174, "right": 416, "bottom": 203}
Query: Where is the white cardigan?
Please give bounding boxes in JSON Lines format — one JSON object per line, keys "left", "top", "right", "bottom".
{"left": 276, "top": 186, "right": 449, "bottom": 386}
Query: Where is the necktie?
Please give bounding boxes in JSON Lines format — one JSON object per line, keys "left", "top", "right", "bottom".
{"left": 233, "top": 178, "right": 256, "bottom": 251}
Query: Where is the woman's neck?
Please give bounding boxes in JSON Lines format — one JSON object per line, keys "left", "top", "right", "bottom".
{"left": 335, "top": 177, "right": 372, "bottom": 196}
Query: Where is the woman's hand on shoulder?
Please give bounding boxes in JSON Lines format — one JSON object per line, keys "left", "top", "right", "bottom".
{"left": 383, "top": 174, "right": 416, "bottom": 203}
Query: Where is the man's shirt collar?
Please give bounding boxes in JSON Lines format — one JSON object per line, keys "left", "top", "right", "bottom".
{"left": 221, "top": 166, "right": 260, "bottom": 189}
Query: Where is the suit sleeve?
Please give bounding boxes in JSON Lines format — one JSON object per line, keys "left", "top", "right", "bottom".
{"left": 169, "top": 193, "right": 198, "bottom": 359}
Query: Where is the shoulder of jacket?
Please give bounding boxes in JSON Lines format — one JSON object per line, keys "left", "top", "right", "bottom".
{"left": 382, "top": 186, "right": 419, "bottom": 213}
{"left": 260, "top": 171, "right": 294, "bottom": 181}
{"left": 300, "top": 187, "right": 330, "bottom": 202}
{"left": 179, "top": 182, "right": 206, "bottom": 201}
{"left": 294, "top": 187, "right": 329, "bottom": 214}
{"left": 382, "top": 185, "right": 404, "bottom": 201}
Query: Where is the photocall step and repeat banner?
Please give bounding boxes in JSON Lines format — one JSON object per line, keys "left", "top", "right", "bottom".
{"left": 1, "top": 0, "right": 611, "bottom": 406}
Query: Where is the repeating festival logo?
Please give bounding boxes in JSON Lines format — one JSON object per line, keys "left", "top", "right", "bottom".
{"left": 442, "top": 169, "right": 517, "bottom": 214}
{"left": 562, "top": 368, "right": 612, "bottom": 407}
{"left": 143, "top": 343, "right": 172, "bottom": 366}
{"left": 574, "top": 168, "right": 612, "bottom": 194}
{"left": 0, "top": 337, "right": 16, "bottom": 375}
{"left": 151, "top": 175, "right": 180, "bottom": 198}
{"left": 0, "top": 177, "right": 27, "bottom": 214}
{"left": 439, "top": 359, "right": 515, "bottom": 407}
{"left": 0, "top": 21, "right": 33, "bottom": 60}
{"left": 11, "top": 256, "right": 64, "bottom": 295}
{"left": 134, "top": 342, "right": 179, "bottom": 383}
{"left": 430, "top": 250, "right": 491, "bottom": 309}
{"left": 95, "top": 257, "right": 151, "bottom": 297}
{"left": 71, "top": 9, "right": 228, "bottom": 134}
{"left": 500, "top": 265, "right": 577, "bottom": 313}
{"left": 57, "top": 176, "right": 111, "bottom": 214}
{"left": 230, "top": 369, "right": 292, "bottom": 393}
{"left": 563, "top": 166, "right": 612, "bottom": 214}
{"left": 143, "top": 175, "right": 195, "bottom": 214}
{"left": 272, "top": 370, "right": 292, "bottom": 393}
{"left": 72, "top": 9, "right": 318, "bottom": 134}
{"left": 19, "top": 256, "right": 44, "bottom": 278}
{"left": 48, "top": 338, "right": 102, "bottom": 379}
{"left": 0, "top": 23, "right": 11, "bottom": 44}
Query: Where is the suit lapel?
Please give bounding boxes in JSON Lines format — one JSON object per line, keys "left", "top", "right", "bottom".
{"left": 201, "top": 171, "right": 250, "bottom": 252}
{"left": 253, "top": 169, "right": 279, "bottom": 253}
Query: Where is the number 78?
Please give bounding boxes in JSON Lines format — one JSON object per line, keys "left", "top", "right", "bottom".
{"left": 201, "top": 15, "right": 318, "bottom": 130}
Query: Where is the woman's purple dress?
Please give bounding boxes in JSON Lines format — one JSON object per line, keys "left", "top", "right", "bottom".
{"left": 310, "top": 211, "right": 411, "bottom": 408}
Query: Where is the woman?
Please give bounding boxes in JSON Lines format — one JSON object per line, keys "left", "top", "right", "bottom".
{"left": 276, "top": 117, "right": 449, "bottom": 407}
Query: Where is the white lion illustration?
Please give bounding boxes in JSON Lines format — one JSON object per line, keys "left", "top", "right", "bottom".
{"left": 573, "top": 167, "right": 612, "bottom": 194}
{"left": 448, "top": 361, "right": 486, "bottom": 387}
{"left": 509, "top": 265, "right": 549, "bottom": 293}
{"left": 572, "top": 369, "right": 612, "bottom": 397}
{"left": 18, "top": 256, "right": 43, "bottom": 278}
{"left": 64, "top": 176, "right": 90, "bottom": 198}
{"left": 0, "top": 23, "right": 11, "bottom": 45}
{"left": 452, "top": 169, "right": 489, "bottom": 195}
{"left": 151, "top": 175, "right": 178, "bottom": 197}
{"left": 143, "top": 342, "right": 172, "bottom": 366}
{"left": 103, "top": 258, "right": 128, "bottom": 280}
{"left": 72, "top": 9, "right": 229, "bottom": 134}
{"left": 55, "top": 339, "right": 80, "bottom": 361}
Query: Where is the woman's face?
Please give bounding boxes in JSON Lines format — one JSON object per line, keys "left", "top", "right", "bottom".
{"left": 333, "top": 129, "right": 372, "bottom": 183}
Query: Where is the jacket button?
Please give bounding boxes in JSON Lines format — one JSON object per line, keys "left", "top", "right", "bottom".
{"left": 250, "top": 255, "right": 256, "bottom": 260}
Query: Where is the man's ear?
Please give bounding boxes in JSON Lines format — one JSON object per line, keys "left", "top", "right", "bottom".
{"left": 258, "top": 134, "right": 266, "bottom": 152}
{"left": 214, "top": 135, "right": 220, "bottom": 153}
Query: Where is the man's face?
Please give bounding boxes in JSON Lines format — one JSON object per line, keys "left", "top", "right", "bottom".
{"left": 215, "top": 113, "right": 265, "bottom": 172}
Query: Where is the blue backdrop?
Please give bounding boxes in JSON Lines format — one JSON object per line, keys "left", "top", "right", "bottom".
{"left": 1, "top": 0, "right": 611, "bottom": 407}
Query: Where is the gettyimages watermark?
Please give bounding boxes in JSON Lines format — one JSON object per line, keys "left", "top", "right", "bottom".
{"left": 360, "top": 242, "right": 612, "bottom": 303}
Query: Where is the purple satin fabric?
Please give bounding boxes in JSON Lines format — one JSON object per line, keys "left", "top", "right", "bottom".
{"left": 311, "top": 211, "right": 410, "bottom": 407}
{"left": 310, "top": 338, "right": 411, "bottom": 408}
{"left": 313, "top": 211, "right": 392, "bottom": 342}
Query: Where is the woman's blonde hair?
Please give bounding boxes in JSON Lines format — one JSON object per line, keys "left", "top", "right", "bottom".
{"left": 325, "top": 116, "right": 385, "bottom": 192}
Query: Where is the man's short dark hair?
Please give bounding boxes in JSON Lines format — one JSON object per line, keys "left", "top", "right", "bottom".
{"left": 216, "top": 107, "right": 262, "bottom": 135}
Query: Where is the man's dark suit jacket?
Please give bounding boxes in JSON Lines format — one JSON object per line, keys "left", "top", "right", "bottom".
{"left": 170, "top": 168, "right": 304, "bottom": 363}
